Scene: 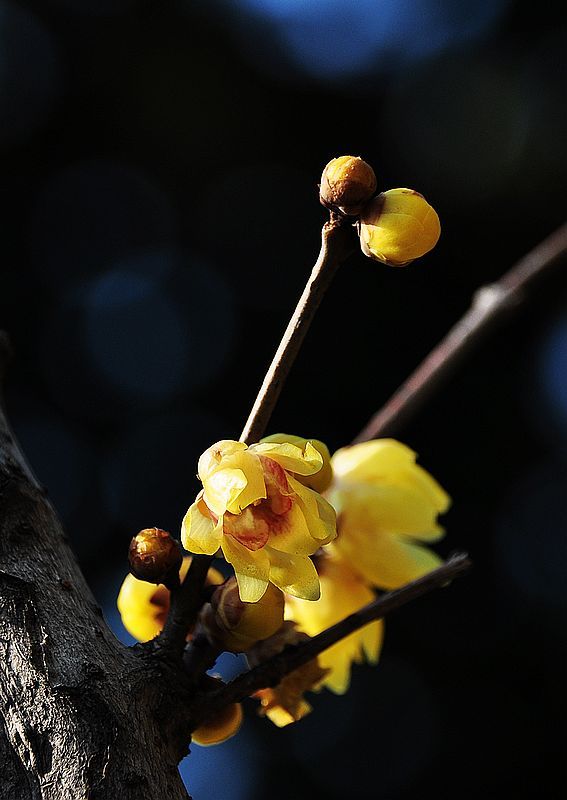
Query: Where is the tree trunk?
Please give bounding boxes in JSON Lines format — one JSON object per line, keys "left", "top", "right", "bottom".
{"left": 0, "top": 336, "right": 191, "bottom": 799}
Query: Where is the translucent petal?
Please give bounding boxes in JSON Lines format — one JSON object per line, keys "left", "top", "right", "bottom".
{"left": 287, "top": 476, "right": 337, "bottom": 544}
{"left": 266, "top": 501, "right": 320, "bottom": 556}
{"left": 251, "top": 440, "right": 323, "bottom": 476}
{"left": 266, "top": 547, "right": 320, "bottom": 600}
{"left": 334, "top": 511, "right": 443, "bottom": 590}
{"left": 332, "top": 439, "right": 416, "bottom": 482}
{"left": 181, "top": 501, "right": 223, "bottom": 556}
{"left": 222, "top": 534, "right": 270, "bottom": 603}
{"left": 285, "top": 558, "right": 383, "bottom": 693}
{"left": 333, "top": 482, "right": 445, "bottom": 542}
{"left": 197, "top": 440, "right": 247, "bottom": 482}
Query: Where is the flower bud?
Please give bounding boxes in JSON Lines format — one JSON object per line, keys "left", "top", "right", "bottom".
{"left": 202, "top": 577, "right": 284, "bottom": 653}
{"left": 261, "top": 433, "right": 333, "bottom": 493}
{"left": 128, "top": 528, "right": 183, "bottom": 587}
{"left": 320, "top": 155, "right": 377, "bottom": 216}
{"left": 118, "top": 557, "right": 224, "bottom": 643}
{"left": 192, "top": 702, "right": 243, "bottom": 746}
{"left": 359, "top": 188, "right": 441, "bottom": 267}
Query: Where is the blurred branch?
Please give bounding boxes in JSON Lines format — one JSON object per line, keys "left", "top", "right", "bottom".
{"left": 240, "top": 216, "right": 355, "bottom": 444}
{"left": 191, "top": 553, "right": 471, "bottom": 726}
{"left": 353, "top": 222, "right": 567, "bottom": 442}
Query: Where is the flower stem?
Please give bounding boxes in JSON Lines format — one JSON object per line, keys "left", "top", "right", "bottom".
{"left": 353, "top": 222, "right": 567, "bottom": 442}
{"left": 240, "top": 216, "right": 354, "bottom": 445}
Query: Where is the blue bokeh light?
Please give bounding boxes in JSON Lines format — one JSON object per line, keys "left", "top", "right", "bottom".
{"left": 28, "top": 161, "right": 176, "bottom": 285}
{"left": 219, "top": 0, "right": 510, "bottom": 79}
{"left": 84, "top": 268, "right": 188, "bottom": 401}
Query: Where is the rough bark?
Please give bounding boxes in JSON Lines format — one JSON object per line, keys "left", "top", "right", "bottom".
{"left": 0, "top": 334, "right": 192, "bottom": 800}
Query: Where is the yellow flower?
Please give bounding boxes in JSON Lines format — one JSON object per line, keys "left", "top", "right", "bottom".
{"left": 359, "top": 188, "right": 441, "bottom": 266}
{"left": 182, "top": 439, "right": 337, "bottom": 603}
{"left": 255, "top": 659, "right": 328, "bottom": 727}
{"left": 285, "top": 555, "right": 383, "bottom": 694}
{"left": 249, "top": 622, "right": 329, "bottom": 727}
{"left": 192, "top": 701, "right": 243, "bottom": 747}
{"left": 328, "top": 439, "right": 450, "bottom": 590}
{"left": 117, "top": 556, "right": 224, "bottom": 642}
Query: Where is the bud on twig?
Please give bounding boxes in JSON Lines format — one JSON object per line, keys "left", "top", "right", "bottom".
{"left": 359, "top": 188, "right": 441, "bottom": 267}
{"left": 320, "top": 155, "right": 377, "bottom": 216}
{"left": 128, "top": 528, "right": 183, "bottom": 589}
{"left": 201, "top": 577, "right": 284, "bottom": 653}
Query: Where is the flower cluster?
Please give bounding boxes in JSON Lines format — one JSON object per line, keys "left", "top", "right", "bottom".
{"left": 114, "top": 153, "right": 449, "bottom": 748}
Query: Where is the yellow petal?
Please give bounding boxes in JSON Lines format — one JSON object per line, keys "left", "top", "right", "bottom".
{"left": 181, "top": 501, "right": 223, "bottom": 555}
{"left": 203, "top": 467, "right": 248, "bottom": 517}
{"left": 267, "top": 502, "right": 320, "bottom": 556}
{"left": 221, "top": 534, "right": 270, "bottom": 602}
{"left": 287, "top": 476, "right": 337, "bottom": 544}
{"left": 192, "top": 702, "right": 243, "bottom": 746}
{"left": 197, "top": 440, "right": 247, "bottom": 482}
{"left": 334, "top": 517, "right": 443, "bottom": 590}
{"left": 266, "top": 547, "right": 320, "bottom": 600}
{"left": 251, "top": 440, "right": 323, "bottom": 476}
{"left": 263, "top": 698, "right": 312, "bottom": 728}
{"left": 334, "top": 480, "right": 445, "bottom": 542}
{"left": 225, "top": 450, "right": 267, "bottom": 511}
{"left": 285, "top": 557, "right": 384, "bottom": 694}
{"left": 332, "top": 439, "right": 416, "bottom": 482}
{"left": 117, "top": 574, "right": 167, "bottom": 642}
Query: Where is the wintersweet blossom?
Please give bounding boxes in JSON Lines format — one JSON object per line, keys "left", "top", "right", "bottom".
{"left": 285, "top": 555, "right": 383, "bottom": 694}
{"left": 117, "top": 556, "right": 223, "bottom": 642}
{"left": 249, "top": 622, "right": 329, "bottom": 727}
{"left": 182, "top": 439, "right": 336, "bottom": 603}
{"left": 327, "top": 439, "right": 450, "bottom": 590}
{"left": 359, "top": 188, "right": 441, "bottom": 266}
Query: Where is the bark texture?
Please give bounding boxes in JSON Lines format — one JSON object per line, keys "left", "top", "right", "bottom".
{"left": 0, "top": 335, "right": 193, "bottom": 800}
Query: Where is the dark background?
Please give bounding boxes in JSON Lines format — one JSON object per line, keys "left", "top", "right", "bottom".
{"left": 0, "top": 1, "right": 566, "bottom": 798}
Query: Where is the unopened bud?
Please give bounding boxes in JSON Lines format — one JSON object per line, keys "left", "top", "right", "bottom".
{"left": 359, "top": 188, "right": 441, "bottom": 267}
{"left": 128, "top": 528, "right": 182, "bottom": 587}
{"left": 261, "top": 433, "right": 333, "bottom": 493}
{"left": 202, "top": 577, "right": 284, "bottom": 653}
{"left": 320, "top": 155, "right": 377, "bottom": 216}
{"left": 117, "top": 556, "right": 223, "bottom": 643}
{"left": 192, "top": 701, "right": 243, "bottom": 746}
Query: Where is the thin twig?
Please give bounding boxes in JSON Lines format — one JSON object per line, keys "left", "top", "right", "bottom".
{"left": 353, "top": 223, "right": 567, "bottom": 443}
{"left": 240, "top": 217, "right": 355, "bottom": 444}
{"left": 156, "top": 555, "right": 214, "bottom": 658}
{"left": 191, "top": 553, "right": 471, "bottom": 725}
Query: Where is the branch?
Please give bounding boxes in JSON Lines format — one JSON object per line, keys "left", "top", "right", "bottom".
{"left": 191, "top": 553, "right": 471, "bottom": 725}
{"left": 240, "top": 217, "right": 355, "bottom": 444}
{"left": 353, "top": 223, "right": 567, "bottom": 442}
{"left": 156, "top": 555, "right": 214, "bottom": 659}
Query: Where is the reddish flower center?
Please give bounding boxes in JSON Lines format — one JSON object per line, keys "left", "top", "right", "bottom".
{"left": 223, "top": 456, "right": 293, "bottom": 551}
